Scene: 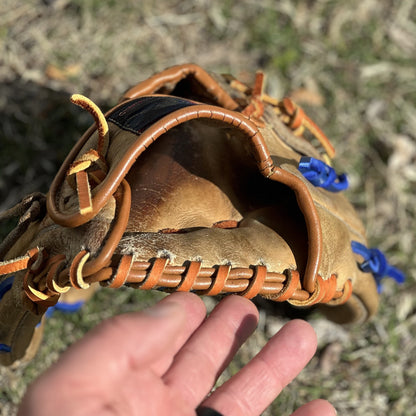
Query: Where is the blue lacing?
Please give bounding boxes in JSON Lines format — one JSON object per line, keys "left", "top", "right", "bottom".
{"left": 0, "top": 344, "right": 11, "bottom": 353}
{"left": 0, "top": 276, "right": 14, "bottom": 301}
{"left": 45, "top": 300, "right": 85, "bottom": 319}
{"left": 351, "top": 241, "right": 405, "bottom": 293}
{"left": 298, "top": 156, "right": 349, "bottom": 192}
{"left": 0, "top": 276, "right": 84, "bottom": 352}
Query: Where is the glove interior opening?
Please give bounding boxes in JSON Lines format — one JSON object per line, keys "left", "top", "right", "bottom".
{"left": 122, "top": 118, "right": 309, "bottom": 275}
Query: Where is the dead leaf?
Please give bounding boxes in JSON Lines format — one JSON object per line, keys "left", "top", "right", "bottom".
{"left": 45, "top": 63, "right": 81, "bottom": 81}
{"left": 289, "top": 87, "right": 324, "bottom": 107}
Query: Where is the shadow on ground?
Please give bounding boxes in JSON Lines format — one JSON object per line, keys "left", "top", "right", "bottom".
{"left": 0, "top": 80, "right": 108, "bottom": 211}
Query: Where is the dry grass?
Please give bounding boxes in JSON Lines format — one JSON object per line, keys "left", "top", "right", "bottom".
{"left": 0, "top": 0, "right": 415, "bottom": 415}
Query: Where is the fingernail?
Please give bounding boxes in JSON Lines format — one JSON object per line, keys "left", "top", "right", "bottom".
{"left": 143, "top": 301, "right": 181, "bottom": 318}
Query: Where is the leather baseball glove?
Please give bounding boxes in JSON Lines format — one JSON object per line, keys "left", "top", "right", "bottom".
{"left": 0, "top": 64, "right": 404, "bottom": 366}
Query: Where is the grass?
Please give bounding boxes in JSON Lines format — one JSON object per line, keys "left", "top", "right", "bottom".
{"left": 1, "top": 0, "right": 415, "bottom": 414}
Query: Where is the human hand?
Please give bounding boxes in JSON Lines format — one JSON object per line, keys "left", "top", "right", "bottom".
{"left": 18, "top": 292, "right": 336, "bottom": 415}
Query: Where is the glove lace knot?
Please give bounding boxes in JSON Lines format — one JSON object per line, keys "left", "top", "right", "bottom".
{"left": 276, "top": 97, "right": 336, "bottom": 159}
{"left": 351, "top": 241, "right": 405, "bottom": 292}
{"left": 298, "top": 156, "right": 349, "bottom": 192}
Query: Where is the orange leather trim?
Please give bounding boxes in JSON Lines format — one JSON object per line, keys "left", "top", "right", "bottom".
{"left": 46, "top": 256, "right": 69, "bottom": 294}
{"left": 122, "top": 63, "right": 240, "bottom": 111}
{"left": 176, "top": 261, "right": 201, "bottom": 292}
{"left": 69, "top": 250, "right": 91, "bottom": 290}
{"left": 268, "top": 168, "right": 322, "bottom": 293}
{"left": 241, "top": 265, "right": 267, "bottom": 299}
{"left": 75, "top": 171, "right": 93, "bottom": 215}
{"left": 275, "top": 269, "right": 301, "bottom": 302}
{"left": 279, "top": 97, "right": 336, "bottom": 158}
{"left": 200, "top": 264, "right": 231, "bottom": 296}
{"left": 140, "top": 257, "right": 169, "bottom": 290}
{"left": 106, "top": 255, "right": 134, "bottom": 289}
{"left": 288, "top": 279, "right": 323, "bottom": 307}
{"left": 0, "top": 255, "right": 31, "bottom": 275}
{"left": 320, "top": 274, "right": 338, "bottom": 303}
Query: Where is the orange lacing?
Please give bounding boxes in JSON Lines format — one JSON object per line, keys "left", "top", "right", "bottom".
{"left": 81, "top": 257, "right": 350, "bottom": 306}
{"left": 66, "top": 95, "right": 110, "bottom": 215}
{"left": 23, "top": 249, "right": 62, "bottom": 308}
{"left": 275, "top": 97, "right": 336, "bottom": 159}
{"left": 230, "top": 73, "right": 336, "bottom": 160}
{"left": 10, "top": 242, "right": 352, "bottom": 307}
{"left": 230, "top": 72, "right": 265, "bottom": 122}
{"left": 0, "top": 248, "right": 39, "bottom": 276}
{"left": 70, "top": 94, "right": 109, "bottom": 156}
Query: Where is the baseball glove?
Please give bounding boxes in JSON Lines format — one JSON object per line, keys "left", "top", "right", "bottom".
{"left": 0, "top": 64, "right": 404, "bottom": 366}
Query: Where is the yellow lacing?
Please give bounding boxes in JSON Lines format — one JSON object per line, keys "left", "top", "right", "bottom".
{"left": 67, "top": 95, "right": 110, "bottom": 215}
{"left": 70, "top": 94, "right": 109, "bottom": 156}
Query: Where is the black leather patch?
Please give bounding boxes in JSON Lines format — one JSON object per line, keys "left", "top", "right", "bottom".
{"left": 107, "top": 96, "right": 197, "bottom": 135}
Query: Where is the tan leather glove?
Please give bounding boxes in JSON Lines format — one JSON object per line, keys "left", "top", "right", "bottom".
{"left": 0, "top": 64, "right": 404, "bottom": 366}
